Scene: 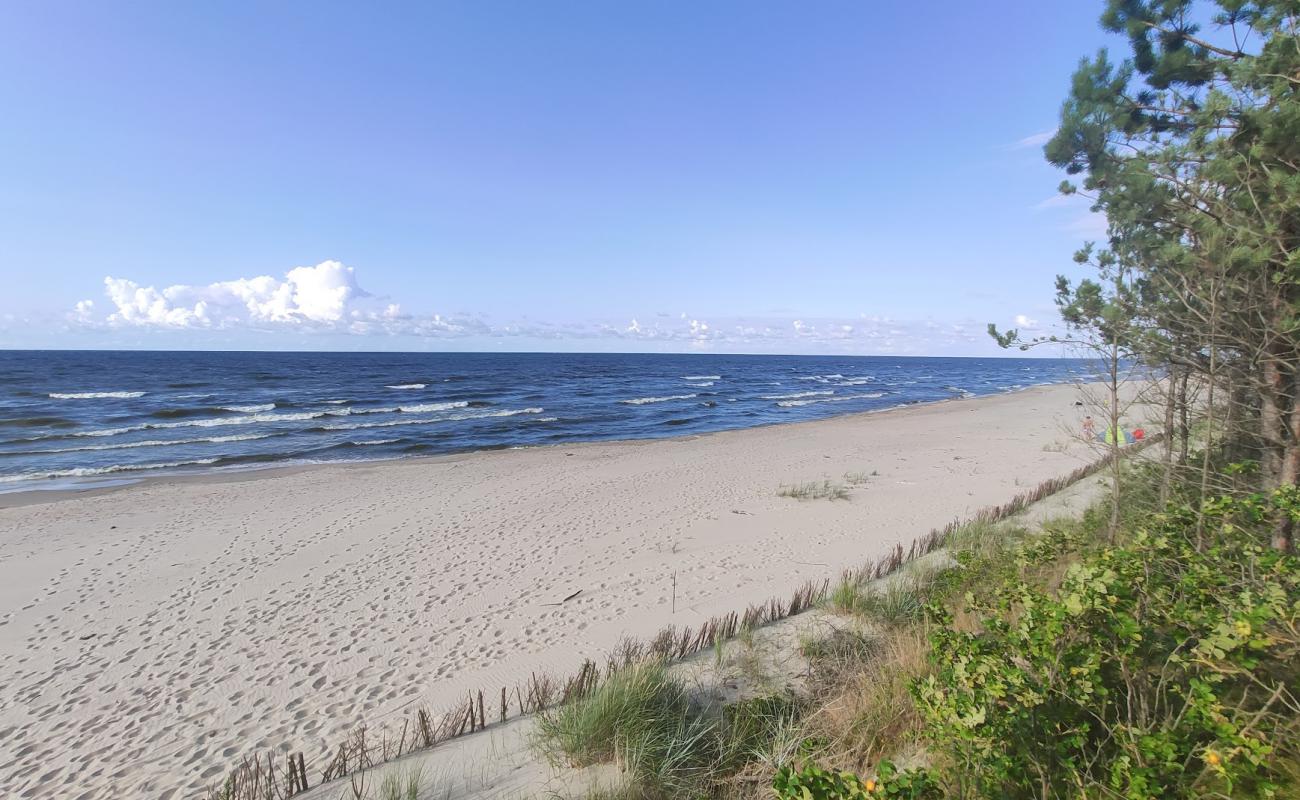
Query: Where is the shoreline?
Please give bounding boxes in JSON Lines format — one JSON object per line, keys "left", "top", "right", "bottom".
{"left": 0, "top": 381, "right": 1077, "bottom": 509}
{"left": 0, "top": 381, "right": 1121, "bottom": 799}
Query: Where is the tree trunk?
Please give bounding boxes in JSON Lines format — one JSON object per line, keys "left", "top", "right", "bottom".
{"left": 1177, "top": 370, "right": 1190, "bottom": 465}
{"left": 1160, "top": 367, "right": 1177, "bottom": 505}
{"left": 1274, "top": 366, "right": 1298, "bottom": 552}
{"left": 1260, "top": 356, "right": 1285, "bottom": 489}
{"left": 1108, "top": 341, "right": 1121, "bottom": 541}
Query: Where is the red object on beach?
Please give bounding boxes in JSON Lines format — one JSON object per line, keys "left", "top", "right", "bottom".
{"left": 1133, "top": 428, "right": 1145, "bottom": 440}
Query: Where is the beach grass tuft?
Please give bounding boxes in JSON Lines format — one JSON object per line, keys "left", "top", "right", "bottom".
{"left": 378, "top": 765, "right": 423, "bottom": 800}
{"left": 776, "top": 480, "right": 849, "bottom": 500}
{"left": 534, "top": 658, "right": 806, "bottom": 798}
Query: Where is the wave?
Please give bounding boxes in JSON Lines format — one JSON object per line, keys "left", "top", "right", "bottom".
{"left": 620, "top": 394, "right": 697, "bottom": 405}
{"left": 221, "top": 403, "right": 276, "bottom": 413}
{"left": 386, "top": 383, "right": 427, "bottom": 389}
{"left": 398, "top": 401, "right": 469, "bottom": 413}
{"left": 777, "top": 392, "right": 885, "bottom": 408}
{"left": 49, "top": 391, "right": 145, "bottom": 400}
{"left": 10, "top": 432, "right": 274, "bottom": 455}
{"left": 761, "top": 390, "right": 834, "bottom": 401}
{"left": 321, "top": 407, "right": 544, "bottom": 431}
{"left": 0, "top": 458, "right": 220, "bottom": 484}
{"left": 531, "top": 417, "right": 560, "bottom": 423}
{"left": 59, "top": 411, "right": 328, "bottom": 439}
{"left": 681, "top": 375, "right": 720, "bottom": 380}
{"left": 685, "top": 381, "right": 714, "bottom": 387}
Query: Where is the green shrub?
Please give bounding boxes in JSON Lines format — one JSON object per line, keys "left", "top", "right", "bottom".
{"left": 773, "top": 760, "right": 942, "bottom": 799}
{"left": 913, "top": 488, "right": 1300, "bottom": 799}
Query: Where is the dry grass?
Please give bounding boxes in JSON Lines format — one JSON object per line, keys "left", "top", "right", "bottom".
{"left": 799, "top": 625, "right": 933, "bottom": 775}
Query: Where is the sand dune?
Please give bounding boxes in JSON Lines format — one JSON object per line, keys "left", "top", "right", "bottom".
{"left": 0, "top": 383, "right": 1107, "bottom": 799}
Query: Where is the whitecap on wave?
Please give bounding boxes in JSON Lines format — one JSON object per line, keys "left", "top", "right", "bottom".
{"left": 620, "top": 395, "right": 697, "bottom": 405}
{"left": 0, "top": 458, "right": 220, "bottom": 483}
{"left": 761, "top": 390, "right": 833, "bottom": 401}
{"left": 398, "top": 401, "right": 469, "bottom": 414}
{"left": 48, "top": 391, "right": 146, "bottom": 399}
{"left": 64, "top": 410, "right": 327, "bottom": 438}
{"left": 777, "top": 392, "right": 884, "bottom": 408}
{"left": 323, "top": 407, "right": 543, "bottom": 431}
{"left": 23, "top": 433, "right": 272, "bottom": 454}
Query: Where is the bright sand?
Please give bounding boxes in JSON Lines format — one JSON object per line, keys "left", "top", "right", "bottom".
{"left": 1, "top": 383, "right": 1106, "bottom": 799}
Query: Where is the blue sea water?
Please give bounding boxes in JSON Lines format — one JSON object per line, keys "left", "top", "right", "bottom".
{"left": 0, "top": 351, "right": 1092, "bottom": 493}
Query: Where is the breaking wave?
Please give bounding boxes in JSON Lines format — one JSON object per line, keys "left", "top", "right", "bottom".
{"left": 1, "top": 458, "right": 220, "bottom": 483}
{"left": 620, "top": 395, "right": 697, "bottom": 405}
{"left": 761, "top": 390, "right": 834, "bottom": 401}
{"left": 777, "top": 392, "right": 885, "bottom": 408}
{"left": 49, "top": 391, "right": 146, "bottom": 400}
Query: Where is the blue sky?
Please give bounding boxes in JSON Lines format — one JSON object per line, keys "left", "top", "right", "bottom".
{"left": 0, "top": 2, "right": 1114, "bottom": 354}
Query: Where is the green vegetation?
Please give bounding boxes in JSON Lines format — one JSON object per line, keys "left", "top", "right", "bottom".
{"left": 378, "top": 766, "right": 423, "bottom": 800}
{"left": 529, "top": 455, "right": 1299, "bottom": 799}
{"left": 989, "top": 0, "right": 1300, "bottom": 549}
{"left": 778, "top": 480, "right": 851, "bottom": 501}
{"left": 917, "top": 490, "right": 1300, "bottom": 798}
{"left": 534, "top": 661, "right": 803, "bottom": 798}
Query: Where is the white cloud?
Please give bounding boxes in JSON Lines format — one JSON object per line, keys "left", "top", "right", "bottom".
{"left": 1010, "top": 129, "right": 1056, "bottom": 150}
{"left": 1034, "top": 193, "right": 1076, "bottom": 210}
{"left": 1014, "top": 314, "right": 1040, "bottom": 331}
{"left": 68, "top": 260, "right": 1042, "bottom": 355}
{"left": 1065, "top": 212, "right": 1109, "bottom": 239}
{"left": 100, "top": 260, "right": 368, "bottom": 327}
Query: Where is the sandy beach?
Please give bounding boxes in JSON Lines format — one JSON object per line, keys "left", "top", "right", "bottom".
{"left": 0, "top": 383, "right": 1107, "bottom": 799}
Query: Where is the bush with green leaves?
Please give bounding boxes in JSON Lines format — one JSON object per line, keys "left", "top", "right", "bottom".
{"left": 773, "top": 760, "right": 942, "bottom": 799}
{"left": 913, "top": 488, "right": 1300, "bottom": 799}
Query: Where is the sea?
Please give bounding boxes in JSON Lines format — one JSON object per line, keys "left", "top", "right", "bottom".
{"left": 0, "top": 351, "right": 1093, "bottom": 493}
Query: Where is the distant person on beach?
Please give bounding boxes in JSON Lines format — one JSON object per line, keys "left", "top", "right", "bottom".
{"left": 1082, "top": 415, "right": 1096, "bottom": 439}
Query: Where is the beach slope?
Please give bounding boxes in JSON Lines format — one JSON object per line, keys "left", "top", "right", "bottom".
{"left": 1, "top": 383, "right": 1104, "bottom": 799}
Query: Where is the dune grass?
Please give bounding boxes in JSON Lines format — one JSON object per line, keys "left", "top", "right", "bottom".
{"left": 776, "top": 480, "right": 849, "bottom": 501}
{"left": 377, "top": 766, "right": 423, "bottom": 800}
{"left": 533, "top": 661, "right": 803, "bottom": 798}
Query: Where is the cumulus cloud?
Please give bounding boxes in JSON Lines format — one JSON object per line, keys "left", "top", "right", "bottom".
{"left": 95, "top": 260, "right": 367, "bottom": 327}
{"left": 1014, "top": 314, "right": 1040, "bottom": 331}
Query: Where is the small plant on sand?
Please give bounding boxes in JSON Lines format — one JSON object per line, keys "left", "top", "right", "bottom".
{"left": 378, "top": 765, "right": 423, "bottom": 800}
{"left": 854, "top": 568, "right": 941, "bottom": 628}
{"left": 829, "top": 576, "right": 862, "bottom": 614}
{"left": 535, "top": 662, "right": 685, "bottom": 768}
{"left": 843, "top": 471, "right": 872, "bottom": 486}
{"left": 778, "top": 480, "right": 850, "bottom": 501}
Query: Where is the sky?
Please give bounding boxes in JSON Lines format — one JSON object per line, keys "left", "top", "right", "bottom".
{"left": 0, "top": 1, "right": 1117, "bottom": 355}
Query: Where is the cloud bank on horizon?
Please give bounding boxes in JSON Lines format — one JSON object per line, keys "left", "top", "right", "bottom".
{"left": 61, "top": 260, "right": 1055, "bottom": 355}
